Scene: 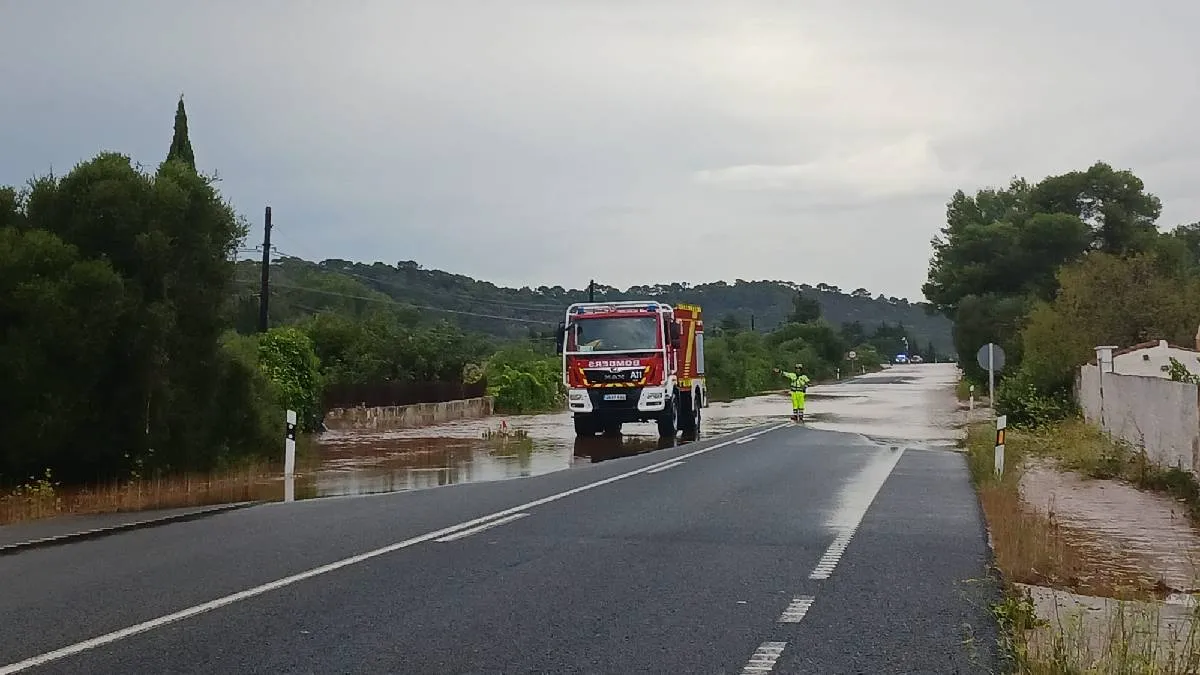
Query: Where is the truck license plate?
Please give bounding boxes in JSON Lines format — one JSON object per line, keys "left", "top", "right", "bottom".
{"left": 603, "top": 393, "right": 627, "bottom": 401}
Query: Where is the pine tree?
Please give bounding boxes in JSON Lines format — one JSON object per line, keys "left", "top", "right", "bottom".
{"left": 166, "top": 95, "right": 196, "bottom": 169}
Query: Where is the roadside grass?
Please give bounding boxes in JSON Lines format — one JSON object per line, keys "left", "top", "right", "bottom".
{"left": 1015, "top": 590, "right": 1200, "bottom": 674}
{"left": 965, "top": 418, "right": 1200, "bottom": 672}
{"left": 0, "top": 436, "right": 322, "bottom": 526}
{"left": 0, "top": 462, "right": 276, "bottom": 526}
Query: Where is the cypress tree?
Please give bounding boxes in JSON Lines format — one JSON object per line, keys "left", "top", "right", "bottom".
{"left": 166, "top": 95, "right": 196, "bottom": 169}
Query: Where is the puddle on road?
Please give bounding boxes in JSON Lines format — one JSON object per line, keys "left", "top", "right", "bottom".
{"left": 1021, "top": 459, "right": 1200, "bottom": 593}
{"left": 266, "top": 364, "right": 961, "bottom": 503}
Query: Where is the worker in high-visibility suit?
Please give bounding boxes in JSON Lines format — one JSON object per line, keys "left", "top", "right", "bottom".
{"left": 774, "top": 364, "right": 811, "bottom": 421}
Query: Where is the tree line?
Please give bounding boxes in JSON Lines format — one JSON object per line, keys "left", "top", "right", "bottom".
{"left": 925, "top": 161, "right": 1200, "bottom": 425}
{"left": 239, "top": 256, "right": 954, "bottom": 352}
{"left": 702, "top": 293, "right": 927, "bottom": 400}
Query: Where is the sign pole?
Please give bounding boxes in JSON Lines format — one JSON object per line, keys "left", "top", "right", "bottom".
{"left": 987, "top": 343, "right": 995, "bottom": 407}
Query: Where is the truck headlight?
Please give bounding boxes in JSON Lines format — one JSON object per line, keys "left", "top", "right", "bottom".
{"left": 569, "top": 391, "right": 586, "bottom": 401}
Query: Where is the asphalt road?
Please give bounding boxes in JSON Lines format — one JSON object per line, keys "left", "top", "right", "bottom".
{"left": 0, "top": 378, "right": 999, "bottom": 673}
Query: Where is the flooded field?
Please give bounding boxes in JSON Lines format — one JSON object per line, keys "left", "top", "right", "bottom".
{"left": 273, "top": 364, "right": 959, "bottom": 502}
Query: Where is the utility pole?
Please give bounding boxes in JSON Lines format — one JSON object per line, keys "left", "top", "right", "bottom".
{"left": 750, "top": 314, "right": 756, "bottom": 331}
{"left": 588, "top": 279, "right": 595, "bottom": 302}
{"left": 258, "top": 206, "right": 272, "bottom": 333}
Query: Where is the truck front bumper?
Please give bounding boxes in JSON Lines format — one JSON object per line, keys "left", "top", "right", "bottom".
{"left": 568, "top": 386, "right": 668, "bottom": 419}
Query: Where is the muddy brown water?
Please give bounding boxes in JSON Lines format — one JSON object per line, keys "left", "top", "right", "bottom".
{"left": 268, "top": 364, "right": 960, "bottom": 502}
{"left": 1021, "top": 459, "right": 1200, "bottom": 594}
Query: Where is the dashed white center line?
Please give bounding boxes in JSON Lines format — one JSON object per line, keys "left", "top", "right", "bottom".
{"left": 777, "top": 596, "right": 815, "bottom": 623}
{"left": 740, "top": 641, "right": 787, "bottom": 674}
{"left": 808, "top": 446, "right": 905, "bottom": 580}
{"left": 646, "top": 461, "right": 684, "bottom": 474}
{"left": 809, "top": 528, "right": 856, "bottom": 580}
{"left": 435, "top": 512, "right": 529, "bottom": 542}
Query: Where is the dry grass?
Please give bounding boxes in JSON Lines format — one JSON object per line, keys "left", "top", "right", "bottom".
{"left": 966, "top": 418, "right": 1200, "bottom": 671}
{"left": 967, "top": 424, "right": 1159, "bottom": 600}
{"left": 0, "top": 462, "right": 279, "bottom": 526}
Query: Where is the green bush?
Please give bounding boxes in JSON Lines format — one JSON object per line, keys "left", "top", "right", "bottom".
{"left": 486, "top": 346, "right": 563, "bottom": 413}
{"left": 215, "top": 332, "right": 283, "bottom": 463}
{"left": 995, "top": 368, "right": 1076, "bottom": 429}
{"left": 257, "top": 327, "right": 323, "bottom": 431}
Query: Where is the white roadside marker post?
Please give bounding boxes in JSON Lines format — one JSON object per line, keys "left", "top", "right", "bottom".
{"left": 994, "top": 414, "right": 1006, "bottom": 478}
{"left": 284, "top": 409, "right": 297, "bottom": 503}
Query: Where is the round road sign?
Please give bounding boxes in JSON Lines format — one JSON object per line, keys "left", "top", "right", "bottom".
{"left": 847, "top": 351, "right": 857, "bottom": 360}
{"left": 976, "top": 343, "right": 1006, "bottom": 372}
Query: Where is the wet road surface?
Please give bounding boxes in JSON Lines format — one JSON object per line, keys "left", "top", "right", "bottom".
{"left": 299, "top": 363, "right": 966, "bottom": 501}
{"left": 0, "top": 364, "right": 1000, "bottom": 673}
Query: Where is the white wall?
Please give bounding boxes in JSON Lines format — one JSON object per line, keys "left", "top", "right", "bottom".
{"left": 1077, "top": 364, "right": 1200, "bottom": 475}
{"left": 1112, "top": 341, "right": 1200, "bottom": 378}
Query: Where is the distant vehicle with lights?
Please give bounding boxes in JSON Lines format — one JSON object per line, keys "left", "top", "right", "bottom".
{"left": 555, "top": 301, "right": 706, "bottom": 439}
{"left": 894, "top": 354, "right": 909, "bottom": 364}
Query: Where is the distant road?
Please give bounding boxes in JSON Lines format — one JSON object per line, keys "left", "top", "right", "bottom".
{"left": 0, "top": 367, "right": 998, "bottom": 674}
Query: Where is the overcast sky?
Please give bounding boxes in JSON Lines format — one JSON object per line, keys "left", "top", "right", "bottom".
{"left": 3, "top": 1, "right": 1198, "bottom": 301}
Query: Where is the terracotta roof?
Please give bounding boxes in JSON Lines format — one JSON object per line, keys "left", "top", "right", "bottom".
{"left": 1085, "top": 339, "right": 1198, "bottom": 365}
{"left": 1113, "top": 340, "right": 1198, "bottom": 357}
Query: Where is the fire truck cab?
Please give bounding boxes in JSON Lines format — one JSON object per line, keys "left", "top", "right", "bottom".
{"left": 555, "top": 301, "right": 707, "bottom": 439}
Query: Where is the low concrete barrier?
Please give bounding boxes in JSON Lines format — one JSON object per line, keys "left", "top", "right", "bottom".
{"left": 323, "top": 396, "right": 494, "bottom": 431}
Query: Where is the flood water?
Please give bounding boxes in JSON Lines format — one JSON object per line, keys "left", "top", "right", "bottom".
{"left": 274, "top": 364, "right": 959, "bottom": 502}
{"left": 1021, "top": 459, "right": 1200, "bottom": 594}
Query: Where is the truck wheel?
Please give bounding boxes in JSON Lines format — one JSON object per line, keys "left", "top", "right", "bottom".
{"left": 656, "top": 394, "right": 678, "bottom": 438}
{"left": 574, "top": 415, "right": 598, "bottom": 437}
{"left": 678, "top": 392, "right": 701, "bottom": 435}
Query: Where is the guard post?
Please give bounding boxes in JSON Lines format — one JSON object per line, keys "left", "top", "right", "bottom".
{"left": 994, "top": 414, "right": 1006, "bottom": 478}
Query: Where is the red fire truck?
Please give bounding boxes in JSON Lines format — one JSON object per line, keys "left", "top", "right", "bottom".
{"left": 555, "top": 301, "right": 707, "bottom": 439}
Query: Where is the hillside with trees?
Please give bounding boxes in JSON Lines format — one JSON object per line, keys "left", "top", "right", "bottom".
{"left": 229, "top": 256, "right": 954, "bottom": 355}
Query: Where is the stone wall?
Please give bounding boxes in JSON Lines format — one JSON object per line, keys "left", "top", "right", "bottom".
{"left": 323, "top": 396, "right": 494, "bottom": 432}
{"left": 1077, "top": 364, "right": 1200, "bottom": 475}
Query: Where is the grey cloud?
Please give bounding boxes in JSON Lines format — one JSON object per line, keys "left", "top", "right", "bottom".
{"left": 2, "top": 0, "right": 1199, "bottom": 299}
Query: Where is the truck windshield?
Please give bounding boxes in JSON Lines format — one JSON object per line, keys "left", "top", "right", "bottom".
{"left": 570, "top": 316, "right": 660, "bottom": 352}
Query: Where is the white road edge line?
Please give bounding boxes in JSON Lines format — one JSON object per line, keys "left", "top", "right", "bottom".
{"left": 435, "top": 512, "right": 529, "bottom": 542}
{"left": 645, "top": 461, "right": 684, "bottom": 474}
{"left": 0, "top": 422, "right": 790, "bottom": 675}
{"left": 809, "top": 446, "right": 905, "bottom": 581}
{"left": 740, "top": 641, "right": 787, "bottom": 674}
{"left": 777, "top": 595, "right": 815, "bottom": 623}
